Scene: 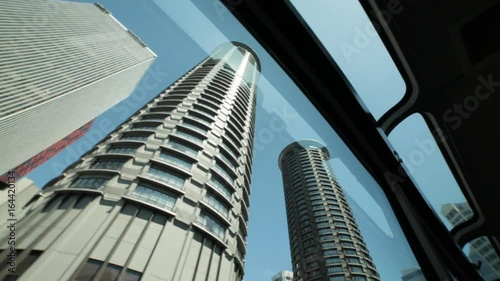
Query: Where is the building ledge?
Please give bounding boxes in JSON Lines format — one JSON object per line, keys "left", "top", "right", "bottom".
{"left": 199, "top": 200, "right": 231, "bottom": 226}
{"left": 122, "top": 195, "right": 177, "bottom": 217}
{"left": 192, "top": 223, "right": 228, "bottom": 249}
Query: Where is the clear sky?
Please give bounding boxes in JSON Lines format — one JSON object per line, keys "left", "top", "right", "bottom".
{"left": 25, "top": 0, "right": 470, "bottom": 280}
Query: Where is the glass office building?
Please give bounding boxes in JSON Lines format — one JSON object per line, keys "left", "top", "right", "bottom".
{"left": 279, "top": 140, "right": 380, "bottom": 281}
{"left": 0, "top": 42, "right": 259, "bottom": 281}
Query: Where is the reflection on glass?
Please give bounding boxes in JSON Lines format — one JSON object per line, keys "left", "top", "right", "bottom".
{"left": 441, "top": 202, "right": 474, "bottom": 226}
{"left": 131, "top": 184, "right": 177, "bottom": 210}
{"left": 71, "top": 176, "right": 110, "bottom": 190}
{"left": 197, "top": 211, "right": 226, "bottom": 240}
{"left": 289, "top": 0, "right": 406, "bottom": 119}
{"left": 211, "top": 43, "right": 258, "bottom": 86}
{"left": 401, "top": 267, "right": 426, "bottom": 281}
{"left": 21, "top": 1, "right": 425, "bottom": 280}
{"left": 463, "top": 237, "right": 500, "bottom": 280}
{"left": 158, "top": 152, "right": 193, "bottom": 171}
{"left": 145, "top": 166, "right": 185, "bottom": 188}
{"left": 388, "top": 113, "right": 472, "bottom": 230}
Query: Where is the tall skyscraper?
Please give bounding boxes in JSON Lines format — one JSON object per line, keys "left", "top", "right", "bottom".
{"left": 0, "top": 0, "right": 156, "bottom": 175}
{"left": 272, "top": 270, "right": 294, "bottom": 281}
{"left": 442, "top": 203, "right": 500, "bottom": 279}
{"left": 278, "top": 140, "right": 380, "bottom": 281}
{"left": 0, "top": 42, "right": 259, "bottom": 281}
{"left": 0, "top": 120, "right": 94, "bottom": 184}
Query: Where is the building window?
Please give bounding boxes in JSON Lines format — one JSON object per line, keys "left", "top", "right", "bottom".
{"left": 213, "top": 160, "right": 236, "bottom": 182}
{"left": 325, "top": 257, "right": 341, "bottom": 264}
{"left": 306, "top": 262, "right": 319, "bottom": 269}
{"left": 124, "top": 269, "right": 142, "bottom": 281}
{"left": 188, "top": 110, "right": 213, "bottom": 125}
{"left": 344, "top": 249, "right": 357, "bottom": 255}
{"left": 4, "top": 250, "right": 42, "bottom": 279}
{"left": 317, "top": 222, "right": 329, "bottom": 228}
{"left": 312, "top": 205, "right": 325, "bottom": 211}
{"left": 337, "top": 227, "right": 349, "bottom": 233}
{"left": 218, "top": 151, "right": 239, "bottom": 172}
{"left": 324, "top": 249, "right": 338, "bottom": 256}
{"left": 330, "top": 276, "right": 346, "bottom": 281}
{"left": 74, "top": 259, "right": 102, "bottom": 281}
{"left": 311, "top": 199, "right": 323, "bottom": 206}
{"left": 209, "top": 175, "right": 233, "bottom": 200}
{"left": 71, "top": 176, "right": 110, "bottom": 190}
{"left": 332, "top": 215, "right": 344, "bottom": 221}
{"left": 204, "top": 192, "right": 230, "bottom": 218}
{"left": 303, "top": 239, "right": 314, "bottom": 246}
{"left": 142, "top": 114, "right": 168, "bottom": 122}
{"left": 308, "top": 271, "right": 320, "bottom": 278}
{"left": 158, "top": 152, "right": 193, "bottom": 170}
{"left": 348, "top": 257, "right": 361, "bottom": 264}
{"left": 315, "top": 216, "right": 329, "bottom": 222}
{"left": 302, "top": 233, "right": 313, "bottom": 240}
{"left": 300, "top": 220, "right": 311, "bottom": 227}
{"left": 175, "top": 129, "right": 204, "bottom": 145}
{"left": 132, "top": 123, "right": 158, "bottom": 130}
{"left": 339, "top": 234, "right": 352, "bottom": 240}
{"left": 92, "top": 159, "right": 126, "bottom": 170}
{"left": 342, "top": 241, "right": 355, "bottom": 247}
{"left": 319, "top": 228, "right": 332, "bottom": 235}
{"left": 121, "top": 134, "right": 150, "bottom": 141}
{"left": 100, "top": 263, "right": 121, "bottom": 280}
{"left": 181, "top": 120, "right": 208, "bottom": 135}
{"left": 131, "top": 184, "right": 177, "bottom": 210}
{"left": 305, "top": 246, "right": 316, "bottom": 254}
{"left": 350, "top": 266, "right": 363, "bottom": 273}
{"left": 310, "top": 195, "right": 321, "bottom": 200}
{"left": 314, "top": 210, "right": 327, "bottom": 216}
{"left": 327, "top": 266, "right": 343, "bottom": 273}
{"left": 322, "top": 242, "right": 336, "bottom": 249}
{"left": 74, "top": 262, "right": 142, "bottom": 281}
{"left": 168, "top": 139, "right": 198, "bottom": 157}
{"left": 197, "top": 212, "right": 226, "bottom": 240}
{"left": 320, "top": 235, "right": 333, "bottom": 241}
{"left": 107, "top": 146, "right": 138, "bottom": 155}
{"left": 331, "top": 210, "right": 342, "bottom": 215}
{"left": 352, "top": 275, "right": 367, "bottom": 281}
{"left": 145, "top": 166, "right": 185, "bottom": 188}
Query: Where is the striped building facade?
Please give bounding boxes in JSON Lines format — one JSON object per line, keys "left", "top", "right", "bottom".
{"left": 0, "top": 120, "right": 94, "bottom": 184}
{"left": 0, "top": 0, "right": 156, "bottom": 175}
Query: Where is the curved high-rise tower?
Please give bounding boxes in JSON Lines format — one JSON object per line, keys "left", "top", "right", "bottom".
{"left": 278, "top": 140, "right": 380, "bottom": 281}
{"left": 0, "top": 42, "right": 260, "bottom": 281}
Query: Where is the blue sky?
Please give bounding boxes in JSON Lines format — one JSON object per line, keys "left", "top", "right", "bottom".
{"left": 25, "top": 0, "right": 470, "bottom": 280}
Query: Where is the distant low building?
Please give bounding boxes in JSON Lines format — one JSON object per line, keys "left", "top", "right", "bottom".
{"left": 271, "top": 270, "right": 293, "bottom": 281}
{"left": 401, "top": 268, "right": 425, "bottom": 281}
